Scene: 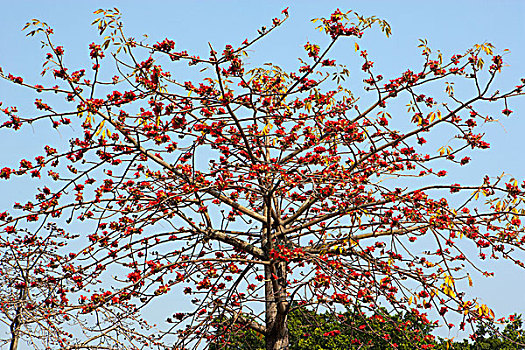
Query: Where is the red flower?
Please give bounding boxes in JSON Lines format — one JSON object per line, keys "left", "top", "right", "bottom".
{"left": 89, "top": 43, "right": 104, "bottom": 59}
{"left": 502, "top": 108, "right": 513, "bottom": 116}
{"left": 0, "top": 167, "right": 12, "bottom": 179}
{"left": 323, "top": 330, "right": 341, "bottom": 337}
{"left": 460, "top": 157, "right": 471, "bottom": 165}
{"left": 54, "top": 46, "right": 64, "bottom": 55}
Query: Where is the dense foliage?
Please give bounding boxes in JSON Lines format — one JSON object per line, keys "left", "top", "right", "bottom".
{"left": 212, "top": 309, "right": 525, "bottom": 349}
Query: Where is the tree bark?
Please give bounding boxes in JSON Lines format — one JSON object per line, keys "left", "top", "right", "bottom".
{"left": 264, "top": 263, "right": 289, "bottom": 350}
{"left": 9, "top": 287, "right": 27, "bottom": 350}
{"left": 263, "top": 193, "right": 289, "bottom": 350}
{"left": 9, "top": 305, "right": 22, "bottom": 350}
{"left": 266, "top": 311, "right": 288, "bottom": 350}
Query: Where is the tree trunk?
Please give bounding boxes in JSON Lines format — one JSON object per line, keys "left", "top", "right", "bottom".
{"left": 9, "top": 332, "right": 19, "bottom": 350}
{"left": 9, "top": 288, "right": 27, "bottom": 350}
{"left": 9, "top": 306, "right": 22, "bottom": 350}
{"left": 265, "top": 263, "right": 289, "bottom": 350}
{"left": 263, "top": 193, "right": 289, "bottom": 350}
{"left": 266, "top": 311, "right": 288, "bottom": 350}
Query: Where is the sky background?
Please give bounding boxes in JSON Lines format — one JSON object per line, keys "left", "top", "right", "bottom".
{"left": 1, "top": 0, "right": 525, "bottom": 342}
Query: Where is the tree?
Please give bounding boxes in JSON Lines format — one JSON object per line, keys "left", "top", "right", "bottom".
{"left": 212, "top": 307, "right": 525, "bottom": 349}
{"left": 1, "top": 6, "right": 525, "bottom": 350}
{"left": 0, "top": 224, "right": 146, "bottom": 350}
{"left": 453, "top": 314, "right": 525, "bottom": 350}
{"left": 212, "top": 306, "right": 438, "bottom": 349}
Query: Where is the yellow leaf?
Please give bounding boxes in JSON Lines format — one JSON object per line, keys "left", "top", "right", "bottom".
{"left": 94, "top": 120, "right": 105, "bottom": 137}
{"left": 477, "top": 58, "right": 484, "bottom": 70}
{"left": 260, "top": 123, "right": 273, "bottom": 136}
{"left": 355, "top": 42, "right": 359, "bottom": 52}
{"left": 468, "top": 275, "right": 473, "bottom": 287}
{"left": 445, "top": 274, "right": 454, "bottom": 286}
{"left": 443, "top": 285, "right": 456, "bottom": 298}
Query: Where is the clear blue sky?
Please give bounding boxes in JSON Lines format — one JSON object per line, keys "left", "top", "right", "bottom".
{"left": 1, "top": 0, "right": 525, "bottom": 340}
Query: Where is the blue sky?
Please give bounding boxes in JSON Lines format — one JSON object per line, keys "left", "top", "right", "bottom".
{"left": 1, "top": 0, "right": 525, "bottom": 341}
